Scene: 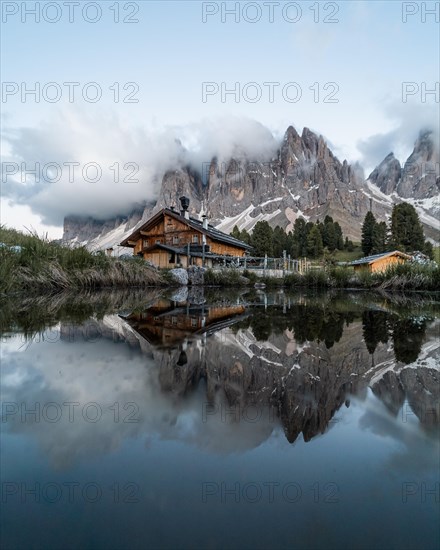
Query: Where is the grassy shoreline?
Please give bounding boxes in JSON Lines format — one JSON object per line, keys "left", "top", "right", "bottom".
{"left": 1, "top": 227, "right": 438, "bottom": 294}
{"left": 0, "top": 226, "right": 163, "bottom": 293}
{"left": 204, "top": 264, "right": 440, "bottom": 292}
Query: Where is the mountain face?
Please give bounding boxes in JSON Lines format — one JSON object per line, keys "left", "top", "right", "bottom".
{"left": 62, "top": 127, "right": 439, "bottom": 249}
{"left": 369, "top": 130, "right": 440, "bottom": 200}
{"left": 147, "top": 126, "right": 375, "bottom": 236}
{"left": 399, "top": 130, "right": 440, "bottom": 199}
{"left": 63, "top": 210, "right": 143, "bottom": 244}
{"left": 368, "top": 153, "right": 402, "bottom": 195}
{"left": 366, "top": 130, "right": 439, "bottom": 241}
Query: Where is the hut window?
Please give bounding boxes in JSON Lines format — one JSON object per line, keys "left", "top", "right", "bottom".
{"left": 192, "top": 235, "right": 198, "bottom": 244}
{"left": 169, "top": 252, "right": 175, "bottom": 264}
{"left": 156, "top": 239, "right": 161, "bottom": 244}
{"left": 191, "top": 318, "right": 197, "bottom": 327}
{"left": 172, "top": 316, "right": 177, "bottom": 325}
{"left": 143, "top": 239, "right": 149, "bottom": 247}
{"left": 173, "top": 236, "right": 179, "bottom": 244}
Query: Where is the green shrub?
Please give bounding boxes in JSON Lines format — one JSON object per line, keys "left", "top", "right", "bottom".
{"left": 349, "top": 262, "right": 440, "bottom": 291}
{"left": 283, "top": 273, "right": 302, "bottom": 287}
{"left": 355, "top": 269, "right": 374, "bottom": 288}
{"left": 302, "top": 268, "right": 329, "bottom": 288}
{"left": 204, "top": 269, "right": 244, "bottom": 286}
{"left": 242, "top": 269, "right": 258, "bottom": 284}
{"left": 329, "top": 267, "right": 352, "bottom": 288}
{"left": 260, "top": 276, "right": 283, "bottom": 288}
{"left": 376, "top": 262, "right": 440, "bottom": 291}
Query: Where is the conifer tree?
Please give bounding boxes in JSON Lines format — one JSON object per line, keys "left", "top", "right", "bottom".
{"left": 371, "top": 221, "right": 387, "bottom": 254}
{"left": 334, "top": 222, "right": 344, "bottom": 250}
{"left": 251, "top": 221, "right": 273, "bottom": 256}
{"left": 390, "top": 203, "right": 425, "bottom": 252}
{"left": 307, "top": 225, "right": 324, "bottom": 258}
{"left": 292, "top": 218, "right": 308, "bottom": 257}
{"left": 361, "top": 211, "right": 376, "bottom": 255}
{"left": 273, "top": 226, "right": 287, "bottom": 258}
{"left": 231, "top": 225, "right": 241, "bottom": 240}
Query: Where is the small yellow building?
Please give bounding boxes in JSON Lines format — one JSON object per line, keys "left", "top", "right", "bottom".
{"left": 350, "top": 250, "right": 411, "bottom": 273}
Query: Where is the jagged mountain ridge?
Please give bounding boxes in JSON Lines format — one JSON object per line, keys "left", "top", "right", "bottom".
{"left": 62, "top": 126, "right": 439, "bottom": 250}
{"left": 369, "top": 130, "right": 439, "bottom": 200}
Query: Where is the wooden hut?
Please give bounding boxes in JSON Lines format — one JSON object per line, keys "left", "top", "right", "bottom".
{"left": 349, "top": 250, "right": 411, "bottom": 273}
{"left": 120, "top": 197, "right": 251, "bottom": 268}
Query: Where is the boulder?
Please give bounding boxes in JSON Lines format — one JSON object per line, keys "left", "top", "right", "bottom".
{"left": 187, "top": 266, "right": 206, "bottom": 286}
{"left": 187, "top": 286, "right": 206, "bottom": 304}
{"left": 169, "top": 268, "right": 188, "bottom": 286}
{"left": 169, "top": 287, "right": 188, "bottom": 302}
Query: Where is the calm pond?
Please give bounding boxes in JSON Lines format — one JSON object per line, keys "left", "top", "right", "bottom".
{"left": 1, "top": 288, "right": 439, "bottom": 550}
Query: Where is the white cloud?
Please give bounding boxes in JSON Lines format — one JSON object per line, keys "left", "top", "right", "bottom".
{"left": 357, "top": 102, "right": 439, "bottom": 174}
{"left": 2, "top": 109, "right": 183, "bottom": 225}
{"left": 2, "top": 100, "right": 437, "bottom": 229}
{"left": 2, "top": 109, "right": 278, "bottom": 225}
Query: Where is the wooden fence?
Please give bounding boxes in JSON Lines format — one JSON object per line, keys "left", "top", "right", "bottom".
{"left": 212, "top": 254, "right": 311, "bottom": 277}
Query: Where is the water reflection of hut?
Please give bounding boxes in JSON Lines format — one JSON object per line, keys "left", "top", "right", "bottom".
{"left": 121, "top": 299, "right": 246, "bottom": 348}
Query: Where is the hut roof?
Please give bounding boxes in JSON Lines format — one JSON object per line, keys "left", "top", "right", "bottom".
{"left": 349, "top": 250, "right": 411, "bottom": 266}
{"left": 120, "top": 208, "right": 251, "bottom": 250}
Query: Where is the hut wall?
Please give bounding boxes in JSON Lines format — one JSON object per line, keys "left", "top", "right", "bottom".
{"left": 370, "top": 255, "right": 406, "bottom": 273}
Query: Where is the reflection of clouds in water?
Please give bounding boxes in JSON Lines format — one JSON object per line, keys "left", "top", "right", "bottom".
{"left": 357, "top": 391, "right": 439, "bottom": 475}
{"left": 1, "top": 328, "right": 277, "bottom": 470}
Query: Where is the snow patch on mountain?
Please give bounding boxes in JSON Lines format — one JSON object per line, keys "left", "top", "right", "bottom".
{"left": 215, "top": 205, "right": 282, "bottom": 234}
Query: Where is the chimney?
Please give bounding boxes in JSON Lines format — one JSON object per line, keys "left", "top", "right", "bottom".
{"left": 179, "top": 196, "right": 190, "bottom": 219}
{"left": 202, "top": 215, "right": 208, "bottom": 229}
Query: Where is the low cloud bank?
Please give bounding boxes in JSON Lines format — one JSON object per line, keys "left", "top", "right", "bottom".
{"left": 2, "top": 111, "right": 278, "bottom": 225}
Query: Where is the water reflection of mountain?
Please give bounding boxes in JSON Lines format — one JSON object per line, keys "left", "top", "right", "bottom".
{"left": 2, "top": 290, "right": 438, "bottom": 468}
{"left": 122, "top": 292, "right": 439, "bottom": 443}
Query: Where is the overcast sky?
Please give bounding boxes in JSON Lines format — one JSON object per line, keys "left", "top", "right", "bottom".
{"left": 1, "top": 1, "right": 439, "bottom": 238}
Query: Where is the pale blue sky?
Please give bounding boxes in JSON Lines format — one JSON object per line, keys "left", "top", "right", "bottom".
{"left": 1, "top": 0, "right": 439, "bottom": 236}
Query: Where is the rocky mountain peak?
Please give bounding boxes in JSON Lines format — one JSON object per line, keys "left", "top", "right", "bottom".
{"left": 368, "top": 152, "right": 402, "bottom": 195}
{"left": 414, "top": 129, "right": 436, "bottom": 160}
{"left": 301, "top": 127, "right": 320, "bottom": 156}
{"left": 370, "top": 129, "right": 439, "bottom": 201}
{"left": 284, "top": 125, "right": 300, "bottom": 140}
